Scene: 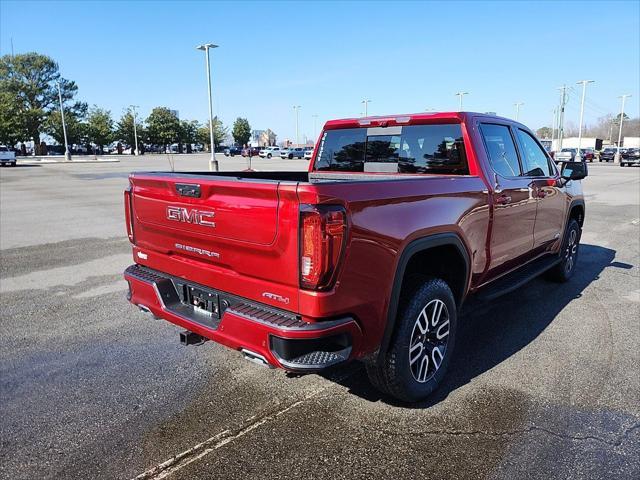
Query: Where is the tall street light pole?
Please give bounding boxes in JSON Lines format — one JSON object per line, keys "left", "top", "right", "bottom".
{"left": 551, "top": 108, "right": 557, "bottom": 150}
{"left": 196, "top": 43, "right": 219, "bottom": 171}
{"left": 57, "top": 81, "right": 71, "bottom": 161}
{"left": 575, "top": 80, "right": 595, "bottom": 161}
{"left": 615, "top": 94, "right": 631, "bottom": 164}
{"left": 514, "top": 102, "right": 524, "bottom": 121}
{"left": 361, "top": 99, "right": 371, "bottom": 116}
{"left": 129, "top": 105, "right": 140, "bottom": 155}
{"left": 293, "top": 105, "right": 301, "bottom": 146}
{"left": 455, "top": 92, "right": 468, "bottom": 111}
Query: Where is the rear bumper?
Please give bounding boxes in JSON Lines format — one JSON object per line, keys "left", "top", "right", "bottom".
{"left": 124, "top": 264, "right": 361, "bottom": 371}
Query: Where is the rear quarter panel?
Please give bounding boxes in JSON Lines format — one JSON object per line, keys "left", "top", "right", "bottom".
{"left": 297, "top": 176, "right": 489, "bottom": 355}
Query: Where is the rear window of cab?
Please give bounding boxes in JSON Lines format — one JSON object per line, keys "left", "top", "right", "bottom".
{"left": 314, "top": 124, "right": 468, "bottom": 174}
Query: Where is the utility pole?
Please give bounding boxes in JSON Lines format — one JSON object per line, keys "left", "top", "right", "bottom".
{"left": 196, "top": 43, "right": 219, "bottom": 171}
{"left": 57, "top": 81, "right": 71, "bottom": 161}
{"left": 514, "top": 102, "right": 524, "bottom": 121}
{"left": 575, "top": 80, "right": 595, "bottom": 161}
{"left": 361, "top": 99, "right": 371, "bottom": 116}
{"left": 557, "top": 85, "right": 568, "bottom": 151}
{"left": 608, "top": 118, "right": 614, "bottom": 144}
{"left": 615, "top": 94, "right": 631, "bottom": 163}
{"left": 293, "top": 105, "right": 301, "bottom": 146}
{"left": 455, "top": 92, "right": 469, "bottom": 111}
{"left": 312, "top": 114, "right": 318, "bottom": 141}
{"left": 551, "top": 108, "right": 556, "bottom": 149}
{"left": 129, "top": 105, "right": 140, "bottom": 155}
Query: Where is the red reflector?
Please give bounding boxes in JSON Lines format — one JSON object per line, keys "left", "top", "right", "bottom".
{"left": 300, "top": 205, "right": 347, "bottom": 290}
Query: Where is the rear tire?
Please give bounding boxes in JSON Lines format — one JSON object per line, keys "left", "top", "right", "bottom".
{"left": 366, "top": 277, "right": 457, "bottom": 402}
{"left": 547, "top": 219, "right": 581, "bottom": 283}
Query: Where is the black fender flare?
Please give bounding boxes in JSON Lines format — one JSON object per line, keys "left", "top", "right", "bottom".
{"left": 567, "top": 199, "right": 585, "bottom": 227}
{"left": 377, "top": 233, "right": 471, "bottom": 364}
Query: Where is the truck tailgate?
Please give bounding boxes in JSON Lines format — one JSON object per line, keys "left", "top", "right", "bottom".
{"left": 128, "top": 173, "right": 301, "bottom": 310}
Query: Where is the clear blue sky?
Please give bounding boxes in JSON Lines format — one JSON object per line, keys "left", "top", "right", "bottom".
{"left": 1, "top": 0, "right": 639, "bottom": 142}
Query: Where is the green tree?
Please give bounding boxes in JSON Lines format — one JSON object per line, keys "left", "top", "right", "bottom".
{"left": 44, "top": 103, "right": 88, "bottom": 147}
{"left": 197, "top": 117, "right": 227, "bottom": 151}
{"left": 536, "top": 127, "right": 552, "bottom": 139}
{"left": 232, "top": 117, "right": 251, "bottom": 146}
{"left": 180, "top": 119, "right": 199, "bottom": 153}
{"left": 0, "top": 90, "right": 25, "bottom": 146}
{"left": 115, "top": 110, "right": 145, "bottom": 152}
{"left": 147, "top": 107, "right": 181, "bottom": 151}
{"left": 0, "top": 53, "right": 82, "bottom": 154}
{"left": 86, "top": 106, "right": 113, "bottom": 151}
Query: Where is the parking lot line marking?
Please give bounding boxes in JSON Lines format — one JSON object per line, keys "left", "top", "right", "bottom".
{"left": 132, "top": 371, "right": 355, "bottom": 480}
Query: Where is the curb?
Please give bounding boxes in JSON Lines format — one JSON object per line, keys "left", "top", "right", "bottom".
{"left": 18, "top": 158, "right": 121, "bottom": 165}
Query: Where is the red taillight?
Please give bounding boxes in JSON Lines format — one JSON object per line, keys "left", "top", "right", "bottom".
{"left": 124, "top": 185, "right": 135, "bottom": 243}
{"left": 300, "top": 205, "right": 347, "bottom": 290}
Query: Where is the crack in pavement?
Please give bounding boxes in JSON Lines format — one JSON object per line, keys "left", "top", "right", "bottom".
{"left": 132, "top": 371, "right": 356, "bottom": 480}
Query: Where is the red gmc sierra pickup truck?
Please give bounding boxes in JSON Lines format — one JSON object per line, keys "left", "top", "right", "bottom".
{"left": 124, "top": 112, "right": 587, "bottom": 402}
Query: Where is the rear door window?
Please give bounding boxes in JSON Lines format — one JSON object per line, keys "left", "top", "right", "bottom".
{"left": 516, "top": 129, "right": 553, "bottom": 177}
{"left": 480, "top": 124, "right": 522, "bottom": 177}
{"left": 314, "top": 124, "right": 467, "bottom": 174}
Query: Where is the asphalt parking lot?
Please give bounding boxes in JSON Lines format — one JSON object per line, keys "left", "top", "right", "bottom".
{"left": 1, "top": 155, "right": 639, "bottom": 479}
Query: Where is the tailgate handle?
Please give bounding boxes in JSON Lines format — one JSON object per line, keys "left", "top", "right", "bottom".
{"left": 176, "top": 183, "right": 201, "bottom": 198}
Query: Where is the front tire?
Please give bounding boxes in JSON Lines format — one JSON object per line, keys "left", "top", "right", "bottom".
{"left": 547, "top": 219, "right": 581, "bottom": 282}
{"left": 267, "top": 153, "right": 272, "bottom": 158}
{"left": 366, "top": 277, "right": 457, "bottom": 402}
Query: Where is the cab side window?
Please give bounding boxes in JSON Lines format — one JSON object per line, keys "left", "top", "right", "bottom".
{"left": 516, "top": 129, "right": 553, "bottom": 177}
{"left": 480, "top": 124, "right": 522, "bottom": 177}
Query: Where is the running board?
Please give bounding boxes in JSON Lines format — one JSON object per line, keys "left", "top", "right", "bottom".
{"left": 476, "top": 256, "right": 560, "bottom": 301}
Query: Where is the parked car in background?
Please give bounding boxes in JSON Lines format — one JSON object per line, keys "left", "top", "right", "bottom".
{"left": 281, "top": 147, "right": 305, "bottom": 159}
{"left": 581, "top": 148, "right": 595, "bottom": 162}
{"left": 621, "top": 147, "right": 640, "bottom": 167}
{"left": 599, "top": 147, "right": 617, "bottom": 162}
{"left": 241, "top": 147, "right": 261, "bottom": 157}
{"left": 224, "top": 146, "right": 242, "bottom": 157}
{"left": 0, "top": 145, "right": 17, "bottom": 166}
{"left": 304, "top": 147, "right": 314, "bottom": 160}
{"left": 555, "top": 148, "right": 577, "bottom": 162}
{"left": 259, "top": 146, "right": 282, "bottom": 158}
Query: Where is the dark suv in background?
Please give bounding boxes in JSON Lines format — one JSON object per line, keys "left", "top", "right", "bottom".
{"left": 621, "top": 148, "right": 640, "bottom": 167}
{"left": 224, "top": 146, "right": 242, "bottom": 157}
{"left": 599, "top": 147, "right": 617, "bottom": 162}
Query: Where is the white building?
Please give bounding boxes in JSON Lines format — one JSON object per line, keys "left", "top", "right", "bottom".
{"left": 623, "top": 137, "right": 640, "bottom": 148}
{"left": 553, "top": 137, "right": 603, "bottom": 151}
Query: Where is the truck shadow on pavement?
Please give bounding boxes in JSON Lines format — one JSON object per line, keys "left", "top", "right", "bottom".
{"left": 329, "top": 243, "right": 624, "bottom": 407}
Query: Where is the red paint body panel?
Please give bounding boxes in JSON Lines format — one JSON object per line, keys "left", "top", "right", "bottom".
{"left": 124, "top": 112, "right": 583, "bottom": 368}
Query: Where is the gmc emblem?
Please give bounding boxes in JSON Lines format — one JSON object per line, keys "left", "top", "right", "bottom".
{"left": 166, "top": 206, "right": 216, "bottom": 227}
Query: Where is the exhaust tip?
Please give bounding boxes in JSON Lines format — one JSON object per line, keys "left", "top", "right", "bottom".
{"left": 241, "top": 348, "right": 273, "bottom": 368}
{"left": 180, "top": 330, "right": 207, "bottom": 346}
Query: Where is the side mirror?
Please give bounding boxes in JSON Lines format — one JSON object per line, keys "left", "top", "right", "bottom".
{"left": 561, "top": 161, "right": 588, "bottom": 181}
